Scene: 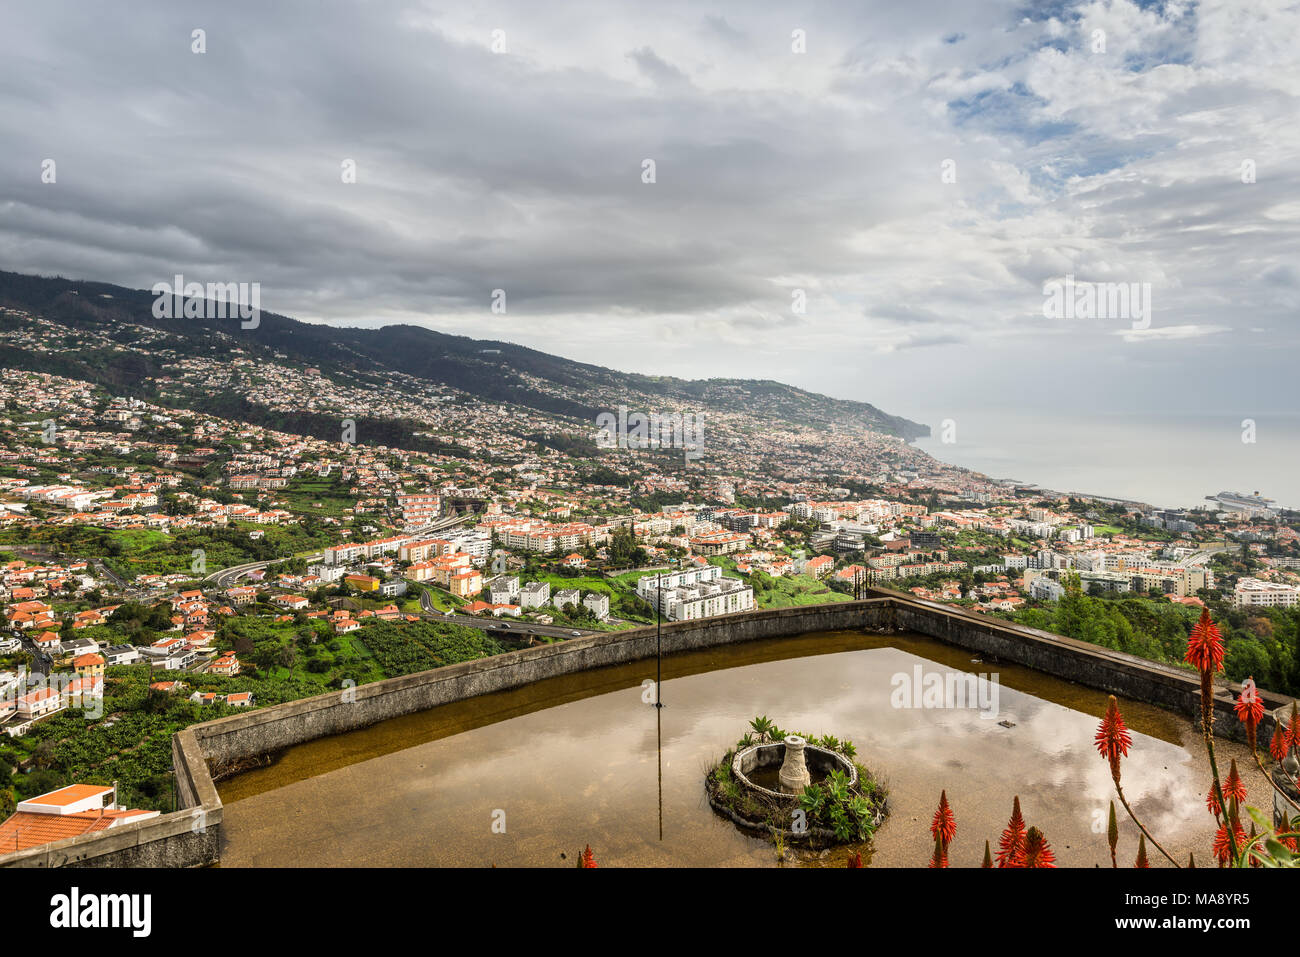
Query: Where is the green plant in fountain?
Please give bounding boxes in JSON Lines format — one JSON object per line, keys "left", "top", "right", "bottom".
{"left": 800, "top": 768, "right": 878, "bottom": 843}
{"left": 747, "top": 715, "right": 790, "bottom": 744}
{"left": 708, "top": 717, "right": 889, "bottom": 851}
{"left": 799, "top": 784, "right": 827, "bottom": 818}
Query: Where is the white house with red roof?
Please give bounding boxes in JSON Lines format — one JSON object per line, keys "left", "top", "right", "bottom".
{"left": 209, "top": 654, "right": 241, "bottom": 676}
{"left": 0, "top": 784, "right": 159, "bottom": 854}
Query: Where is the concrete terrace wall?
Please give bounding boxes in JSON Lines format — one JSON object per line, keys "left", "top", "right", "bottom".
{"left": 888, "top": 591, "right": 1291, "bottom": 743}
{"left": 0, "top": 730, "right": 222, "bottom": 868}
{"left": 1, "top": 591, "right": 1288, "bottom": 868}
{"left": 189, "top": 598, "right": 896, "bottom": 769}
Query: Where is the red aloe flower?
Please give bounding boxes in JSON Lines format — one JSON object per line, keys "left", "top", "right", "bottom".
{"left": 1289, "top": 703, "right": 1300, "bottom": 754}
{"left": 578, "top": 845, "right": 598, "bottom": 869}
{"left": 1222, "top": 759, "right": 1246, "bottom": 805}
{"left": 1234, "top": 678, "right": 1265, "bottom": 752}
{"left": 1095, "top": 695, "right": 1132, "bottom": 782}
{"left": 1134, "top": 834, "right": 1150, "bottom": 868}
{"left": 1187, "top": 610, "right": 1225, "bottom": 732}
{"left": 1021, "top": 827, "right": 1056, "bottom": 868}
{"left": 1212, "top": 823, "right": 1247, "bottom": 866}
{"left": 1205, "top": 782, "right": 1223, "bottom": 817}
{"left": 1270, "top": 722, "right": 1289, "bottom": 762}
{"left": 846, "top": 851, "right": 863, "bottom": 868}
{"left": 997, "top": 796, "right": 1027, "bottom": 868}
{"left": 1185, "top": 609, "right": 1225, "bottom": 674}
{"left": 929, "top": 833, "right": 948, "bottom": 869}
{"left": 930, "top": 790, "right": 957, "bottom": 848}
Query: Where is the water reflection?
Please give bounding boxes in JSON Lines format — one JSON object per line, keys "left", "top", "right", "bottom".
{"left": 218, "top": 630, "right": 1245, "bottom": 867}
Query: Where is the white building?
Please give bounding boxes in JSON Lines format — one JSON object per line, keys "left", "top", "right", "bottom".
{"left": 636, "top": 565, "right": 755, "bottom": 621}
{"left": 582, "top": 593, "right": 610, "bottom": 620}
{"left": 1029, "top": 577, "right": 1065, "bottom": 602}
{"left": 308, "top": 563, "right": 347, "bottom": 583}
{"left": 487, "top": 575, "right": 520, "bottom": 605}
{"left": 1234, "top": 578, "right": 1299, "bottom": 609}
{"left": 519, "top": 581, "right": 550, "bottom": 609}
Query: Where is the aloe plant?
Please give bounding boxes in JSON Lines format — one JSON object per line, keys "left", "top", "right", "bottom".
{"left": 799, "top": 783, "right": 826, "bottom": 817}
{"left": 848, "top": 795, "right": 873, "bottom": 822}
{"left": 827, "top": 769, "right": 851, "bottom": 804}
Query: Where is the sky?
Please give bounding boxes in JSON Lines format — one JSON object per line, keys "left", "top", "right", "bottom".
{"left": 1, "top": 0, "right": 1298, "bottom": 428}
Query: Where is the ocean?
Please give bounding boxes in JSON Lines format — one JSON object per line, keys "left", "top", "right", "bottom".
{"left": 907, "top": 410, "right": 1300, "bottom": 512}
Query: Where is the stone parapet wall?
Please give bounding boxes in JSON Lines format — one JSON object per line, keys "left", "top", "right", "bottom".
{"left": 3, "top": 591, "right": 1286, "bottom": 868}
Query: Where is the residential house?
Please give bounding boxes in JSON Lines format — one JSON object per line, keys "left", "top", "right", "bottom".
{"left": 72, "top": 653, "right": 105, "bottom": 678}
{"left": 0, "top": 784, "right": 160, "bottom": 854}
{"left": 582, "top": 593, "right": 610, "bottom": 620}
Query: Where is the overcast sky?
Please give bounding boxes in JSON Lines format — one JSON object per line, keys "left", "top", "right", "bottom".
{"left": 2, "top": 0, "right": 1297, "bottom": 425}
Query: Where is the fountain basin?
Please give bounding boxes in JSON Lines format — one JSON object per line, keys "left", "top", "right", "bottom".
{"left": 732, "top": 739, "right": 858, "bottom": 803}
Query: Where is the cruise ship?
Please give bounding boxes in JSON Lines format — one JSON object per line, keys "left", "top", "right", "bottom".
{"left": 1207, "top": 490, "right": 1279, "bottom": 515}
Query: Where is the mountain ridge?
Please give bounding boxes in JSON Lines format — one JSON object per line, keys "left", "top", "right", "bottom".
{"left": 0, "top": 269, "right": 929, "bottom": 441}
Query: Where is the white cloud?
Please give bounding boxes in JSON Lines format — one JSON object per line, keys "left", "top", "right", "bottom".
{"left": 0, "top": 0, "right": 1295, "bottom": 415}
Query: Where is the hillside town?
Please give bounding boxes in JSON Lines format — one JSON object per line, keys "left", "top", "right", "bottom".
{"left": 0, "top": 353, "right": 1298, "bottom": 846}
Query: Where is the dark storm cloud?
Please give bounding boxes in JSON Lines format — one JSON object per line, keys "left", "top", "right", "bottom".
{"left": 0, "top": 0, "right": 1296, "bottom": 415}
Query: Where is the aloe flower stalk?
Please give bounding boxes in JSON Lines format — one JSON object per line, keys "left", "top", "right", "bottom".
{"left": 997, "top": 796, "right": 1027, "bottom": 868}
{"left": 1096, "top": 695, "right": 1179, "bottom": 866}
{"left": 1222, "top": 759, "right": 1246, "bottom": 804}
{"left": 1185, "top": 608, "right": 1226, "bottom": 729}
{"left": 1095, "top": 696, "right": 1132, "bottom": 785}
{"left": 1213, "top": 822, "right": 1247, "bottom": 867}
{"left": 1107, "top": 801, "right": 1118, "bottom": 869}
{"left": 930, "top": 790, "right": 956, "bottom": 848}
{"left": 929, "top": 832, "right": 948, "bottom": 869}
{"left": 1206, "top": 782, "right": 1224, "bottom": 818}
{"left": 1232, "top": 681, "right": 1300, "bottom": 816}
{"left": 1185, "top": 611, "right": 1235, "bottom": 861}
{"left": 1021, "top": 827, "right": 1056, "bottom": 868}
{"left": 1233, "top": 678, "right": 1264, "bottom": 752}
{"left": 1270, "top": 722, "right": 1289, "bottom": 762}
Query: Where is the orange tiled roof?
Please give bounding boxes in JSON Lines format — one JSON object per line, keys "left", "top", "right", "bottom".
{"left": 0, "top": 810, "right": 141, "bottom": 852}
{"left": 22, "top": 784, "right": 112, "bottom": 808}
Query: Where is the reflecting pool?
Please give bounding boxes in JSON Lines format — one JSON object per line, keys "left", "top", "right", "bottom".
{"left": 218, "top": 630, "right": 1247, "bottom": 867}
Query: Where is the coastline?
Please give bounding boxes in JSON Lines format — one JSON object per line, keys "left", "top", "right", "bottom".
{"left": 905, "top": 410, "right": 1299, "bottom": 513}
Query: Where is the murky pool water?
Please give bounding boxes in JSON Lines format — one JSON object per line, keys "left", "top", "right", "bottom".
{"left": 218, "top": 630, "right": 1248, "bottom": 867}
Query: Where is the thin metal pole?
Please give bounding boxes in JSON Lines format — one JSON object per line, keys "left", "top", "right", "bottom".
{"left": 657, "top": 697, "right": 663, "bottom": 840}
{"left": 655, "top": 570, "right": 662, "bottom": 708}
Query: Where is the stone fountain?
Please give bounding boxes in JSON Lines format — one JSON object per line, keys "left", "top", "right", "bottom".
{"left": 777, "top": 735, "right": 811, "bottom": 794}
{"left": 730, "top": 735, "right": 856, "bottom": 804}
{"left": 709, "top": 727, "right": 883, "bottom": 845}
